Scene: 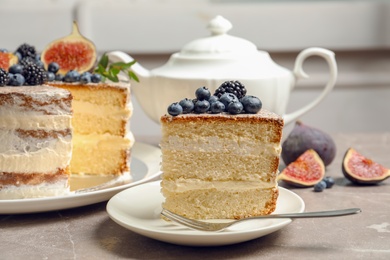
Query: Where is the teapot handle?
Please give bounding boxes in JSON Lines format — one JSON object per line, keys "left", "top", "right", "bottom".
{"left": 283, "top": 47, "right": 337, "bottom": 125}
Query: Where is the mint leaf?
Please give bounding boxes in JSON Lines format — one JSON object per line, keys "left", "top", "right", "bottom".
{"left": 94, "top": 53, "right": 139, "bottom": 82}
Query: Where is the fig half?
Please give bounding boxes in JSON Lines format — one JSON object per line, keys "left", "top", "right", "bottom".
{"left": 0, "top": 52, "right": 18, "bottom": 71}
{"left": 342, "top": 148, "right": 390, "bottom": 185}
{"left": 278, "top": 149, "right": 325, "bottom": 187}
{"left": 41, "top": 21, "right": 96, "bottom": 75}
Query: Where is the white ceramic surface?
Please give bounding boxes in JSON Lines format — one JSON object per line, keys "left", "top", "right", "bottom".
{"left": 107, "top": 16, "right": 337, "bottom": 125}
{"left": 106, "top": 181, "right": 305, "bottom": 247}
{"left": 0, "top": 142, "right": 162, "bottom": 214}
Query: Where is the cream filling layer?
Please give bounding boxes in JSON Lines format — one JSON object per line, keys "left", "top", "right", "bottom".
{"left": 73, "top": 132, "right": 135, "bottom": 149}
{"left": 161, "top": 136, "right": 281, "bottom": 156}
{"left": 0, "top": 135, "right": 72, "bottom": 173}
{"left": 0, "top": 182, "right": 70, "bottom": 199}
{"left": 0, "top": 115, "right": 71, "bottom": 130}
{"left": 72, "top": 100, "right": 133, "bottom": 118}
{"left": 162, "top": 178, "right": 277, "bottom": 192}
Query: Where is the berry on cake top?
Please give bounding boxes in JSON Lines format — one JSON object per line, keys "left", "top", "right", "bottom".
{"left": 167, "top": 80, "right": 262, "bottom": 116}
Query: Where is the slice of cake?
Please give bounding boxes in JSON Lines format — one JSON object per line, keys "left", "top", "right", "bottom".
{"left": 160, "top": 82, "right": 284, "bottom": 219}
{"left": 0, "top": 86, "right": 73, "bottom": 199}
{"left": 48, "top": 81, "right": 134, "bottom": 176}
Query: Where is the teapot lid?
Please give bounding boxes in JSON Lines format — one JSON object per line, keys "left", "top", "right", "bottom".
{"left": 179, "top": 16, "right": 258, "bottom": 56}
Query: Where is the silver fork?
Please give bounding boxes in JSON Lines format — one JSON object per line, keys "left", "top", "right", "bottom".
{"left": 161, "top": 208, "right": 362, "bottom": 232}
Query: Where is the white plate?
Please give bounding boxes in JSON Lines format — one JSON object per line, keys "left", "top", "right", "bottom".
{"left": 107, "top": 181, "right": 305, "bottom": 246}
{"left": 0, "top": 142, "right": 162, "bottom": 214}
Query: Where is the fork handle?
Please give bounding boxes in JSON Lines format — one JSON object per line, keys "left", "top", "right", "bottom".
{"left": 255, "top": 208, "right": 361, "bottom": 219}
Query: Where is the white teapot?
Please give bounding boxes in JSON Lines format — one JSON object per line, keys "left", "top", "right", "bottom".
{"left": 108, "top": 15, "right": 337, "bottom": 125}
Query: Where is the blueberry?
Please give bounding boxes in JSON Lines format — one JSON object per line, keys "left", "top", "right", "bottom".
{"left": 9, "top": 64, "right": 23, "bottom": 74}
{"left": 48, "top": 62, "right": 60, "bottom": 73}
{"left": 227, "top": 101, "right": 244, "bottom": 114}
{"left": 55, "top": 73, "right": 64, "bottom": 81}
{"left": 323, "top": 176, "right": 335, "bottom": 188}
{"left": 35, "top": 54, "right": 41, "bottom": 61}
{"left": 0, "top": 48, "right": 8, "bottom": 53}
{"left": 208, "top": 95, "right": 219, "bottom": 104}
{"left": 195, "top": 86, "right": 211, "bottom": 101}
{"left": 80, "top": 72, "right": 92, "bottom": 84}
{"left": 46, "top": 72, "right": 55, "bottom": 82}
{"left": 194, "top": 100, "right": 210, "bottom": 113}
{"left": 167, "top": 102, "right": 183, "bottom": 116}
{"left": 8, "top": 73, "right": 25, "bottom": 86}
{"left": 210, "top": 101, "right": 225, "bottom": 114}
{"left": 179, "top": 98, "right": 194, "bottom": 114}
{"left": 314, "top": 181, "right": 327, "bottom": 192}
{"left": 63, "top": 70, "right": 80, "bottom": 82}
{"left": 241, "top": 95, "right": 262, "bottom": 114}
{"left": 219, "top": 93, "right": 238, "bottom": 108}
{"left": 91, "top": 73, "right": 102, "bottom": 83}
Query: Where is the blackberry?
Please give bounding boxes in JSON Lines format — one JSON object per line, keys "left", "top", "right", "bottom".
{"left": 0, "top": 68, "right": 9, "bottom": 86}
{"left": 23, "top": 62, "right": 47, "bottom": 85}
{"left": 19, "top": 57, "right": 36, "bottom": 68}
{"left": 214, "top": 80, "right": 247, "bottom": 99}
{"left": 16, "top": 43, "right": 37, "bottom": 59}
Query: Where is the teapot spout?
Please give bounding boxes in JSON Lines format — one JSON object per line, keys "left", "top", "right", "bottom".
{"left": 106, "top": 51, "right": 151, "bottom": 80}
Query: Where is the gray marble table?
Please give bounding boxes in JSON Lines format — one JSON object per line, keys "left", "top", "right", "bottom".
{"left": 1, "top": 133, "right": 389, "bottom": 259}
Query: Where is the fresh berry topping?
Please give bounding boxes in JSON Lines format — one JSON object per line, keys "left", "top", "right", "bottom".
{"left": 0, "top": 68, "right": 9, "bottom": 86}
{"left": 80, "top": 72, "right": 92, "bottom": 84}
{"left": 16, "top": 43, "right": 37, "bottom": 59}
{"left": 195, "top": 86, "right": 211, "bottom": 101}
{"left": 194, "top": 100, "right": 210, "bottom": 113}
{"left": 323, "top": 176, "right": 335, "bottom": 188}
{"left": 168, "top": 102, "right": 183, "bottom": 116}
{"left": 9, "top": 64, "right": 23, "bottom": 74}
{"left": 210, "top": 101, "right": 225, "bottom": 114}
{"left": 91, "top": 73, "right": 102, "bottom": 83}
{"left": 8, "top": 73, "right": 25, "bottom": 86}
{"left": 48, "top": 62, "right": 60, "bottom": 73}
{"left": 23, "top": 62, "right": 47, "bottom": 85}
{"left": 214, "top": 80, "right": 247, "bottom": 99}
{"left": 219, "top": 93, "right": 239, "bottom": 108}
{"left": 64, "top": 70, "right": 80, "bottom": 82}
{"left": 227, "top": 101, "right": 244, "bottom": 114}
{"left": 241, "top": 95, "right": 262, "bottom": 114}
{"left": 179, "top": 98, "right": 195, "bottom": 114}
{"left": 0, "top": 48, "right": 8, "bottom": 53}
{"left": 314, "top": 180, "right": 327, "bottom": 192}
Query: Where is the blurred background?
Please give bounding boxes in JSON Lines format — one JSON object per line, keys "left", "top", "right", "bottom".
{"left": 1, "top": 0, "right": 389, "bottom": 137}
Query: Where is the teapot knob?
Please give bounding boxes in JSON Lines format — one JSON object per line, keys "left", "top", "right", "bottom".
{"left": 207, "top": 15, "right": 232, "bottom": 35}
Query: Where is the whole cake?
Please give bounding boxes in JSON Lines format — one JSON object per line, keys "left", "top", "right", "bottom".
{"left": 160, "top": 81, "right": 284, "bottom": 219}
{"left": 0, "top": 38, "right": 135, "bottom": 198}
{"left": 0, "top": 86, "right": 73, "bottom": 199}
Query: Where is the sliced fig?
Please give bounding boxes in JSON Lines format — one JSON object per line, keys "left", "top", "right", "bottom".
{"left": 282, "top": 121, "right": 336, "bottom": 167}
{"left": 278, "top": 149, "right": 325, "bottom": 187}
{"left": 342, "top": 148, "right": 390, "bottom": 185}
{"left": 0, "top": 52, "right": 18, "bottom": 71}
{"left": 41, "top": 21, "right": 96, "bottom": 75}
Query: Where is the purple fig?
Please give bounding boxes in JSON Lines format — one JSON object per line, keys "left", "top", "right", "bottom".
{"left": 282, "top": 121, "right": 336, "bottom": 166}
